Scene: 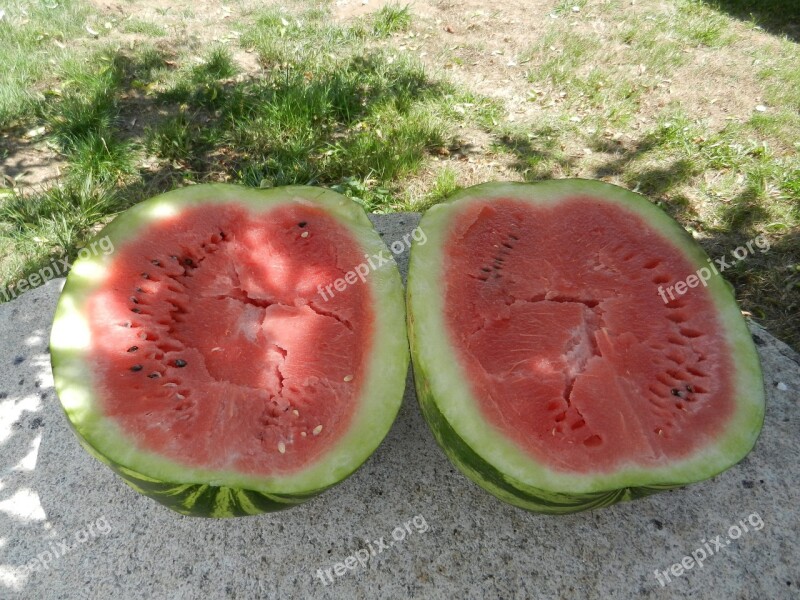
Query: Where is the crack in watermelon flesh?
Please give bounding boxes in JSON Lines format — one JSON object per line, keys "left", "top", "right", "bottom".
{"left": 444, "top": 197, "right": 735, "bottom": 473}
{"left": 87, "top": 202, "right": 374, "bottom": 476}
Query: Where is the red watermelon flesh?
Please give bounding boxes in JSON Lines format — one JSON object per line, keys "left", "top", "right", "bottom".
{"left": 87, "top": 202, "right": 372, "bottom": 476}
{"left": 444, "top": 197, "right": 735, "bottom": 473}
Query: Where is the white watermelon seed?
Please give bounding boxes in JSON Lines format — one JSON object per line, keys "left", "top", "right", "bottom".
{"left": 293, "top": 409, "right": 300, "bottom": 416}
{"left": 343, "top": 374, "right": 354, "bottom": 382}
{"left": 278, "top": 441, "right": 286, "bottom": 454}
{"left": 313, "top": 425, "right": 323, "bottom": 435}
{"left": 300, "top": 231, "right": 309, "bottom": 238}
{"left": 176, "top": 393, "right": 185, "bottom": 400}
{"left": 300, "top": 432, "right": 307, "bottom": 437}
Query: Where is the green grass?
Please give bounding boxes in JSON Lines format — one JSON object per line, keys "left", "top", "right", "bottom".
{"left": 0, "top": 180, "right": 123, "bottom": 297}
{"left": 372, "top": 4, "right": 412, "bottom": 37}
{"left": 121, "top": 18, "right": 168, "bottom": 37}
{"left": 675, "top": 0, "right": 736, "bottom": 47}
{"left": 0, "top": 0, "right": 94, "bottom": 127}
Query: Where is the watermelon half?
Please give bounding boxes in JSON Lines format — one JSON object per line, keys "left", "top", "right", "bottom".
{"left": 50, "top": 184, "right": 408, "bottom": 517}
{"left": 407, "top": 180, "right": 765, "bottom": 514}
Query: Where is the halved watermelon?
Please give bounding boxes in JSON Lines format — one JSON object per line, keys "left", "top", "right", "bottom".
{"left": 407, "top": 180, "right": 765, "bottom": 513}
{"left": 51, "top": 184, "right": 408, "bottom": 517}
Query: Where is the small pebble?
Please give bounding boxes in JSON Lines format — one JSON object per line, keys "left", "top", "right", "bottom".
{"left": 777, "top": 382, "right": 788, "bottom": 391}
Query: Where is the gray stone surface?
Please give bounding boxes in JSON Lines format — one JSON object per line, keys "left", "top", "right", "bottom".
{"left": 0, "top": 213, "right": 798, "bottom": 600}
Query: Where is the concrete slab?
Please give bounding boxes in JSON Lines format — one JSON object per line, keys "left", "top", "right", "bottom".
{"left": 0, "top": 214, "right": 797, "bottom": 599}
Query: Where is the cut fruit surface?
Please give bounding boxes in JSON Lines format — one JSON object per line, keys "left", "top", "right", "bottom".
{"left": 51, "top": 184, "right": 408, "bottom": 517}
{"left": 407, "top": 180, "right": 765, "bottom": 513}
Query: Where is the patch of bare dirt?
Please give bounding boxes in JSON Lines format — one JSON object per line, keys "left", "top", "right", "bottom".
{"left": 1, "top": 135, "right": 65, "bottom": 192}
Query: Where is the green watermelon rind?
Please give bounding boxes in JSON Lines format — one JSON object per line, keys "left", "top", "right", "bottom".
{"left": 407, "top": 179, "right": 765, "bottom": 513}
{"left": 50, "top": 184, "right": 409, "bottom": 516}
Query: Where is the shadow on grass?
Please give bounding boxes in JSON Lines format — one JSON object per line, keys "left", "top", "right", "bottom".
{"left": 25, "top": 44, "right": 455, "bottom": 209}
{"left": 701, "top": 0, "right": 800, "bottom": 41}
{"left": 0, "top": 42, "right": 461, "bottom": 299}
{"left": 119, "top": 50, "right": 449, "bottom": 194}
{"left": 491, "top": 128, "right": 576, "bottom": 181}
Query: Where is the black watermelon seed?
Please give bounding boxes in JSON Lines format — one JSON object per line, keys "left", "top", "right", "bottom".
{"left": 671, "top": 388, "right": 684, "bottom": 397}
{"left": 131, "top": 297, "right": 139, "bottom": 304}
{"left": 686, "top": 384, "right": 694, "bottom": 393}
{"left": 148, "top": 372, "right": 161, "bottom": 379}
{"left": 142, "top": 273, "right": 149, "bottom": 279}
{"left": 151, "top": 259, "right": 161, "bottom": 266}
{"left": 132, "top": 307, "right": 141, "bottom": 313}
{"left": 135, "top": 287, "right": 143, "bottom": 293}
{"left": 127, "top": 346, "right": 139, "bottom": 353}
{"left": 131, "top": 365, "right": 143, "bottom": 372}
{"left": 174, "top": 359, "right": 187, "bottom": 368}
{"left": 184, "top": 258, "right": 194, "bottom": 267}
{"left": 298, "top": 221, "right": 307, "bottom": 228}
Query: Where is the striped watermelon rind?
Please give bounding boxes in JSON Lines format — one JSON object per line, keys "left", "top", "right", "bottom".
{"left": 407, "top": 179, "right": 765, "bottom": 514}
{"left": 50, "top": 184, "right": 409, "bottom": 517}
